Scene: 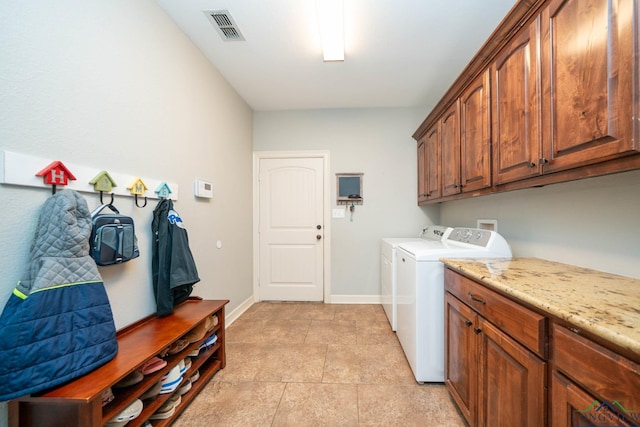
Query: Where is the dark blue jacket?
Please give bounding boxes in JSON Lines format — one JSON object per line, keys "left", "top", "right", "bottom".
{"left": 0, "top": 190, "right": 118, "bottom": 401}
{"left": 152, "top": 199, "right": 200, "bottom": 317}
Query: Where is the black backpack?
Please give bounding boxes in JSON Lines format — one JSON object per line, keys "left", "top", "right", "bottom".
{"left": 90, "top": 203, "right": 140, "bottom": 266}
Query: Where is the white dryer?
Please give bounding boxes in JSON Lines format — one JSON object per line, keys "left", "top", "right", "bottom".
{"left": 395, "top": 227, "right": 512, "bottom": 383}
{"left": 380, "top": 226, "right": 451, "bottom": 331}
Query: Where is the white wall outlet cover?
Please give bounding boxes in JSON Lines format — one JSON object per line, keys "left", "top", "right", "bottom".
{"left": 216, "top": 240, "right": 223, "bottom": 249}
{"left": 477, "top": 219, "right": 498, "bottom": 231}
{"left": 194, "top": 179, "right": 213, "bottom": 198}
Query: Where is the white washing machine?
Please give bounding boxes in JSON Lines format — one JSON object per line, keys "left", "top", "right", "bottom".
{"left": 395, "top": 227, "right": 512, "bottom": 383}
{"left": 380, "top": 226, "right": 451, "bottom": 331}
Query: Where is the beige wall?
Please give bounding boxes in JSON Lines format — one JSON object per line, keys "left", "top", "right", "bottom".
{"left": 440, "top": 169, "right": 640, "bottom": 278}
{"left": 254, "top": 108, "right": 439, "bottom": 299}
{"left": 0, "top": 0, "right": 253, "bottom": 420}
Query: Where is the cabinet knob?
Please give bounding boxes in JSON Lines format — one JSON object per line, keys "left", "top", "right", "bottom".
{"left": 473, "top": 327, "right": 482, "bottom": 334}
{"left": 464, "top": 320, "right": 472, "bottom": 327}
{"left": 528, "top": 162, "right": 536, "bottom": 168}
{"left": 316, "top": 234, "right": 322, "bottom": 240}
{"left": 539, "top": 158, "right": 550, "bottom": 165}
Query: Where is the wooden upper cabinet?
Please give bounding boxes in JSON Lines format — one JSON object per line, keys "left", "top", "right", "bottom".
{"left": 460, "top": 70, "right": 492, "bottom": 192}
{"left": 425, "top": 123, "right": 442, "bottom": 200}
{"left": 417, "top": 123, "right": 442, "bottom": 203}
{"left": 441, "top": 101, "right": 461, "bottom": 197}
{"left": 417, "top": 138, "right": 427, "bottom": 203}
{"left": 540, "top": 0, "right": 638, "bottom": 173}
{"left": 492, "top": 17, "right": 542, "bottom": 185}
{"left": 414, "top": 0, "right": 640, "bottom": 204}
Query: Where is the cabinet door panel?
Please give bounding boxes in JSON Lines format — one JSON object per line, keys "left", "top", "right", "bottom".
{"left": 493, "top": 18, "right": 541, "bottom": 184}
{"left": 461, "top": 70, "right": 492, "bottom": 192}
{"left": 425, "top": 124, "right": 441, "bottom": 199}
{"left": 541, "top": 0, "right": 637, "bottom": 172}
{"left": 478, "top": 317, "right": 546, "bottom": 427}
{"left": 441, "top": 102, "right": 461, "bottom": 196}
{"left": 417, "top": 139, "right": 427, "bottom": 203}
{"left": 445, "top": 293, "right": 476, "bottom": 426}
{"left": 550, "top": 370, "right": 631, "bottom": 427}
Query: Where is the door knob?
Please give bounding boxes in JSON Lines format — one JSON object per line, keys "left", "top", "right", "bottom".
{"left": 316, "top": 234, "right": 322, "bottom": 240}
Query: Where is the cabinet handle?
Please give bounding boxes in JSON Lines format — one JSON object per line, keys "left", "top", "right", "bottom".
{"left": 473, "top": 327, "right": 482, "bottom": 334}
{"left": 539, "top": 158, "right": 549, "bottom": 165}
{"left": 528, "top": 162, "right": 536, "bottom": 168}
{"left": 464, "top": 320, "right": 472, "bottom": 327}
{"left": 468, "top": 292, "right": 486, "bottom": 305}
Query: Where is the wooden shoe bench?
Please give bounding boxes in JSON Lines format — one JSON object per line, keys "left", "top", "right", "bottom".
{"left": 9, "top": 298, "right": 228, "bottom": 427}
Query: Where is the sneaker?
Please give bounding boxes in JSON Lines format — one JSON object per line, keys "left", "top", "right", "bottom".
{"left": 140, "top": 381, "right": 162, "bottom": 400}
{"left": 177, "top": 379, "right": 192, "bottom": 396}
{"left": 183, "top": 319, "right": 209, "bottom": 344}
{"left": 101, "top": 387, "right": 114, "bottom": 406}
{"left": 139, "top": 356, "right": 167, "bottom": 375}
{"left": 168, "top": 392, "right": 182, "bottom": 407}
{"left": 198, "top": 334, "right": 217, "bottom": 351}
{"left": 160, "top": 365, "right": 183, "bottom": 394}
{"left": 113, "top": 371, "right": 144, "bottom": 389}
{"left": 107, "top": 399, "right": 143, "bottom": 424}
{"left": 149, "top": 399, "right": 176, "bottom": 420}
{"left": 190, "top": 369, "right": 200, "bottom": 383}
{"left": 167, "top": 339, "right": 189, "bottom": 355}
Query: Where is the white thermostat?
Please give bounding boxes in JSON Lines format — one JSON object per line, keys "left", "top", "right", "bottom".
{"left": 194, "top": 180, "right": 213, "bottom": 198}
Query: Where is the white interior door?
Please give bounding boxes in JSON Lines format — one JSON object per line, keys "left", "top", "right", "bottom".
{"left": 258, "top": 157, "right": 324, "bottom": 301}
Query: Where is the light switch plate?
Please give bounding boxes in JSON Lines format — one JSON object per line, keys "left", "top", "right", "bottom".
{"left": 332, "top": 208, "right": 345, "bottom": 218}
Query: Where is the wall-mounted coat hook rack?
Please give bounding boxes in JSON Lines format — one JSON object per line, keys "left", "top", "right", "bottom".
{"left": 1, "top": 151, "right": 179, "bottom": 201}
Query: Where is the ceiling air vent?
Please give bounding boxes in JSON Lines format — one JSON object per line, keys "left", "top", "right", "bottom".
{"left": 205, "top": 10, "right": 245, "bottom": 41}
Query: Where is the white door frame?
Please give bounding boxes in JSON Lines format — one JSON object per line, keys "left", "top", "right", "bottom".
{"left": 253, "top": 150, "right": 331, "bottom": 302}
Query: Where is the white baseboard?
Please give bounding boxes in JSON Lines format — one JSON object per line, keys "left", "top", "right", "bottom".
{"left": 226, "top": 295, "right": 255, "bottom": 326}
{"left": 328, "top": 294, "right": 382, "bottom": 304}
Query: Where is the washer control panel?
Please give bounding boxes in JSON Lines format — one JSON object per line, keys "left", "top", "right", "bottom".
{"left": 447, "top": 227, "right": 492, "bottom": 247}
{"left": 420, "top": 225, "right": 452, "bottom": 241}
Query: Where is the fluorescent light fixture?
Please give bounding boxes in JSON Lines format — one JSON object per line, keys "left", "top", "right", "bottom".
{"left": 317, "top": 0, "right": 344, "bottom": 61}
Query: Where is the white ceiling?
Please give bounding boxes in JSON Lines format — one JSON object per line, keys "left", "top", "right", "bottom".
{"left": 156, "top": 0, "right": 517, "bottom": 112}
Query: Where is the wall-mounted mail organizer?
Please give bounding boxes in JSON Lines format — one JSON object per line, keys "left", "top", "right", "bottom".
{"left": 0, "top": 150, "right": 179, "bottom": 202}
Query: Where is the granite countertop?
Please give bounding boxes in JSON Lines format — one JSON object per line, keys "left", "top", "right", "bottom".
{"left": 441, "top": 257, "right": 640, "bottom": 359}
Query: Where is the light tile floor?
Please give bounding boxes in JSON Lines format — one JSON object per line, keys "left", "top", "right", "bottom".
{"left": 173, "top": 302, "right": 467, "bottom": 426}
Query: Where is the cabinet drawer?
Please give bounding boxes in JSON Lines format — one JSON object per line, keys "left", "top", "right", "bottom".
{"left": 553, "top": 324, "right": 640, "bottom": 411}
{"left": 445, "top": 269, "right": 547, "bottom": 358}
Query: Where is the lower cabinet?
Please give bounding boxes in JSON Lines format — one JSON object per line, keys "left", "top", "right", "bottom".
{"left": 445, "top": 269, "right": 547, "bottom": 427}
{"left": 9, "top": 299, "right": 228, "bottom": 427}
{"left": 445, "top": 266, "right": 640, "bottom": 427}
{"left": 550, "top": 323, "right": 640, "bottom": 427}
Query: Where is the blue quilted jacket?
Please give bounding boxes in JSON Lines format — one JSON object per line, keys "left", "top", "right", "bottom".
{"left": 0, "top": 190, "right": 118, "bottom": 401}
